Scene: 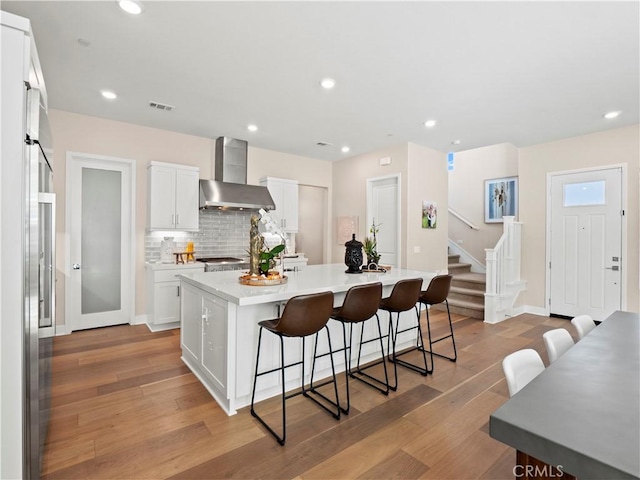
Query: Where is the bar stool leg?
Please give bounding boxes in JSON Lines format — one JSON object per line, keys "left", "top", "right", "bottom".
{"left": 307, "top": 326, "right": 341, "bottom": 419}
{"left": 422, "top": 300, "right": 458, "bottom": 362}
{"left": 250, "top": 327, "right": 287, "bottom": 445}
{"left": 351, "top": 314, "right": 391, "bottom": 396}
{"left": 387, "top": 307, "right": 432, "bottom": 378}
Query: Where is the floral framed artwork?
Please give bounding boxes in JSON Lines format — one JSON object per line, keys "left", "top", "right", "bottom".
{"left": 485, "top": 176, "right": 518, "bottom": 223}
{"left": 422, "top": 201, "right": 437, "bottom": 229}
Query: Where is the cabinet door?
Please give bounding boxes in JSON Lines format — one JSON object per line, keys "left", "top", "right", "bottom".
{"left": 262, "top": 180, "right": 284, "bottom": 228}
{"left": 154, "top": 280, "right": 180, "bottom": 325}
{"left": 148, "top": 166, "right": 177, "bottom": 229}
{"left": 181, "top": 286, "right": 202, "bottom": 363}
{"left": 281, "top": 181, "right": 299, "bottom": 232}
{"left": 202, "top": 295, "right": 227, "bottom": 392}
{"left": 175, "top": 168, "right": 199, "bottom": 231}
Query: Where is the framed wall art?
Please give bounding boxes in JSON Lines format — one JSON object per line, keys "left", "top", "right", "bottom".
{"left": 485, "top": 176, "right": 518, "bottom": 223}
{"left": 422, "top": 201, "right": 437, "bottom": 229}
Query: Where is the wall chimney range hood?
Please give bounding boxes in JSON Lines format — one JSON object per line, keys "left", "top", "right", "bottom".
{"left": 199, "top": 137, "right": 275, "bottom": 210}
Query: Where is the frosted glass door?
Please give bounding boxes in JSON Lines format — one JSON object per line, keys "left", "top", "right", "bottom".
{"left": 81, "top": 168, "right": 121, "bottom": 314}
{"left": 67, "top": 153, "right": 133, "bottom": 332}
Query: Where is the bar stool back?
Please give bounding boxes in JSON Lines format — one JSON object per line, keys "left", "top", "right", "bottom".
{"left": 418, "top": 274, "right": 457, "bottom": 370}
{"left": 313, "top": 282, "right": 386, "bottom": 414}
{"left": 379, "top": 277, "right": 425, "bottom": 390}
{"left": 250, "top": 291, "right": 339, "bottom": 445}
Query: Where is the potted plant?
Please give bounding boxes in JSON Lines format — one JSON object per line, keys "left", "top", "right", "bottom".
{"left": 259, "top": 244, "right": 285, "bottom": 276}
{"left": 363, "top": 220, "right": 381, "bottom": 266}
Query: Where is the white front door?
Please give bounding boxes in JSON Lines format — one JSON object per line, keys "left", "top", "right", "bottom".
{"left": 549, "top": 167, "right": 623, "bottom": 320}
{"left": 66, "top": 152, "right": 135, "bottom": 331}
{"left": 367, "top": 175, "right": 400, "bottom": 267}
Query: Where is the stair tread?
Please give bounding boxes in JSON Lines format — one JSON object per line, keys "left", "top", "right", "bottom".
{"left": 449, "top": 286, "right": 485, "bottom": 297}
{"left": 448, "top": 262, "right": 472, "bottom": 268}
{"left": 449, "top": 298, "right": 484, "bottom": 310}
{"left": 451, "top": 272, "right": 486, "bottom": 283}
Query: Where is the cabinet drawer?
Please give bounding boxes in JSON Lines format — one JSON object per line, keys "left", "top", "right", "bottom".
{"left": 155, "top": 266, "right": 203, "bottom": 282}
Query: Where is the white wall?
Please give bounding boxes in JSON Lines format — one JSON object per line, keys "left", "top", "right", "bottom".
{"left": 332, "top": 144, "right": 410, "bottom": 264}
{"left": 406, "top": 143, "right": 449, "bottom": 273}
{"left": 519, "top": 124, "right": 639, "bottom": 312}
{"left": 447, "top": 143, "right": 519, "bottom": 263}
{"left": 48, "top": 110, "right": 328, "bottom": 327}
{"left": 331, "top": 142, "right": 449, "bottom": 272}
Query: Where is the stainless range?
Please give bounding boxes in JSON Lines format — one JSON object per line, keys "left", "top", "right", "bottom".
{"left": 196, "top": 256, "right": 249, "bottom": 272}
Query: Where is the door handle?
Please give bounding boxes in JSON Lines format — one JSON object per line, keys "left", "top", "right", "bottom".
{"left": 605, "top": 266, "right": 620, "bottom": 271}
{"left": 72, "top": 263, "right": 81, "bottom": 270}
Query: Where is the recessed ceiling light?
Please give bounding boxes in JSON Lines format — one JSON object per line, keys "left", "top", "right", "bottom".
{"left": 603, "top": 111, "right": 621, "bottom": 119}
{"left": 320, "top": 78, "right": 336, "bottom": 89}
{"left": 247, "top": 124, "right": 258, "bottom": 132}
{"left": 341, "top": 146, "right": 350, "bottom": 153}
{"left": 451, "top": 140, "right": 461, "bottom": 145}
{"left": 118, "top": 0, "right": 143, "bottom": 15}
{"left": 101, "top": 90, "right": 117, "bottom": 100}
{"left": 424, "top": 120, "right": 437, "bottom": 128}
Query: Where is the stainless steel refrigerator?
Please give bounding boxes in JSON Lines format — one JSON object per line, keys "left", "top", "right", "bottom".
{"left": 25, "top": 85, "right": 56, "bottom": 479}
{"left": 2, "top": 12, "right": 54, "bottom": 478}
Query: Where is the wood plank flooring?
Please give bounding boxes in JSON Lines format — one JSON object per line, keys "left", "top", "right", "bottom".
{"left": 42, "top": 312, "right": 574, "bottom": 479}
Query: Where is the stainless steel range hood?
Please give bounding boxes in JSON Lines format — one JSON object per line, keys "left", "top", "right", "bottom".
{"left": 199, "top": 137, "right": 275, "bottom": 210}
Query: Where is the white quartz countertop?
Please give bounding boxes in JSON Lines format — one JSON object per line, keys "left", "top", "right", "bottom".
{"left": 178, "top": 263, "right": 437, "bottom": 306}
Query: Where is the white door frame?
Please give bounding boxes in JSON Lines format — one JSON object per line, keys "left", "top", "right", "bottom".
{"left": 545, "top": 164, "right": 628, "bottom": 316}
{"left": 65, "top": 151, "right": 136, "bottom": 333}
{"left": 366, "top": 173, "right": 401, "bottom": 268}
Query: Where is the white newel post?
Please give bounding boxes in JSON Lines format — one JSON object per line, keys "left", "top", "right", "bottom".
{"left": 485, "top": 247, "right": 499, "bottom": 323}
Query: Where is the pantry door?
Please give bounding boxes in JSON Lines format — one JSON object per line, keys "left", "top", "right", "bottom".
{"left": 66, "top": 152, "right": 136, "bottom": 332}
{"left": 548, "top": 167, "right": 623, "bottom": 321}
{"left": 367, "top": 174, "right": 401, "bottom": 267}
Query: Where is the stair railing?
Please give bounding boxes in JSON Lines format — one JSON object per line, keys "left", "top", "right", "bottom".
{"left": 448, "top": 207, "right": 480, "bottom": 230}
{"left": 484, "top": 216, "right": 523, "bottom": 323}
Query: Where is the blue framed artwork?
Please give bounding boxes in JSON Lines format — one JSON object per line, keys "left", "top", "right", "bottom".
{"left": 485, "top": 176, "right": 518, "bottom": 223}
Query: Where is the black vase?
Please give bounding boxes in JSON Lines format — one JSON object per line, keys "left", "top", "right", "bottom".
{"left": 344, "top": 234, "right": 363, "bottom": 274}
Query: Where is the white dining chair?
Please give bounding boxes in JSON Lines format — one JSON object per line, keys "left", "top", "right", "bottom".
{"left": 571, "top": 314, "right": 596, "bottom": 340}
{"left": 502, "top": 349, "right": 545, "bottom": 397}
{"left": 543, "top": 328, "right": 575, "bottom": 364}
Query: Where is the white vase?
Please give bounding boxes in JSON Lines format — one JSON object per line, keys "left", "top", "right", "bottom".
{"left": 160, "top": 237, "right": 175, "bottom": 263}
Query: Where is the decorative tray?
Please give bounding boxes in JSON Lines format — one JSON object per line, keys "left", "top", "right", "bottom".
{"left": 362, "top": 265, "right": 392, "bottom": 273}
{"left": 239, "top": 274, "right": 288, "bottom": 286}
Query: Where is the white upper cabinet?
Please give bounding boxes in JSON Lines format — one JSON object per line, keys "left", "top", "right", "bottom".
{"left": 260, "top": 177, "right": 299, "bottom": 232}
{"left": 148, "top": 161, "right": 199, "bottom": 231}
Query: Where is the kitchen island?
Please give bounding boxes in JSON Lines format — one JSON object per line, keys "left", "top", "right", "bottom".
{"left": 178, "top": 263, "right": 436, "bottom": 415}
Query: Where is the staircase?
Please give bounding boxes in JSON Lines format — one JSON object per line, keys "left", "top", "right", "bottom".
{"left": 432, "top": 254, "right": 485, "bottom": 320}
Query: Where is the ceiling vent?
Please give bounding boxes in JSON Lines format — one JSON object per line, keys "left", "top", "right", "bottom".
{"left": 149, "top": 101, "right": 174, "bottom": 111}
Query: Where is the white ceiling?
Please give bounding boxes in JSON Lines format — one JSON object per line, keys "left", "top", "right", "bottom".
{"left": 3, "top": 1, "right": 639, "bottom": 161}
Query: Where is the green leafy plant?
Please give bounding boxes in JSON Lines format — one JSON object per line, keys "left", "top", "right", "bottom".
{"left": 363, "top": 220, "right": 381, "bottom": 265}
{"left": 259, "top": 244, "right": 285, "bottom": 275}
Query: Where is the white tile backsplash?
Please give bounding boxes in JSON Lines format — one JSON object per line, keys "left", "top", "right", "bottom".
{"left": 145, "top": 210, "right": 253, "bottom": 262}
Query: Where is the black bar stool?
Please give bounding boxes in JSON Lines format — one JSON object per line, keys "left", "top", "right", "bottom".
{"left": 379, "top": 278, "right": 426, "bottom": 390}
{"left": 250, "top": 291, "right": 340, "bottom": 446}
{"left": 417, "top": 274, "right": 457, "bottom": 366}
{"left": 312, "top": 282, "right": 388, "bottom": 415}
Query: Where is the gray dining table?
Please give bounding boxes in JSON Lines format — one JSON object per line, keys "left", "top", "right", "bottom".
{"left": 490, "top": 310, "right": 640, "bottom": 479}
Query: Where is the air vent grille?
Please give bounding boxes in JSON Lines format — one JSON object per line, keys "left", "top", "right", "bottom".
{"left": 149, "top": 101, "right": 175, "bottom": 111}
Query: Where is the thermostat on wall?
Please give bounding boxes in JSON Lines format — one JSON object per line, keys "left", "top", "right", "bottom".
{"left": 379, "top": 156, "right": 392, "bottom": 166}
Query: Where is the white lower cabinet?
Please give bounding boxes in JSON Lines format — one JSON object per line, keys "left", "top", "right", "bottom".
{"left": 146, "top": 263, "right": 204, "bottom": 331}
{"left": 202, "top": 296, "right": 227, "bottom": 391}
{"left": 180, "top": 282, "right": 230, "bottom": 408}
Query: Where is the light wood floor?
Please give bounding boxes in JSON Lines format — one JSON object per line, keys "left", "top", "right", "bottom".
{"left": 42, "top": 311, "right": 574, "bottom": 479}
